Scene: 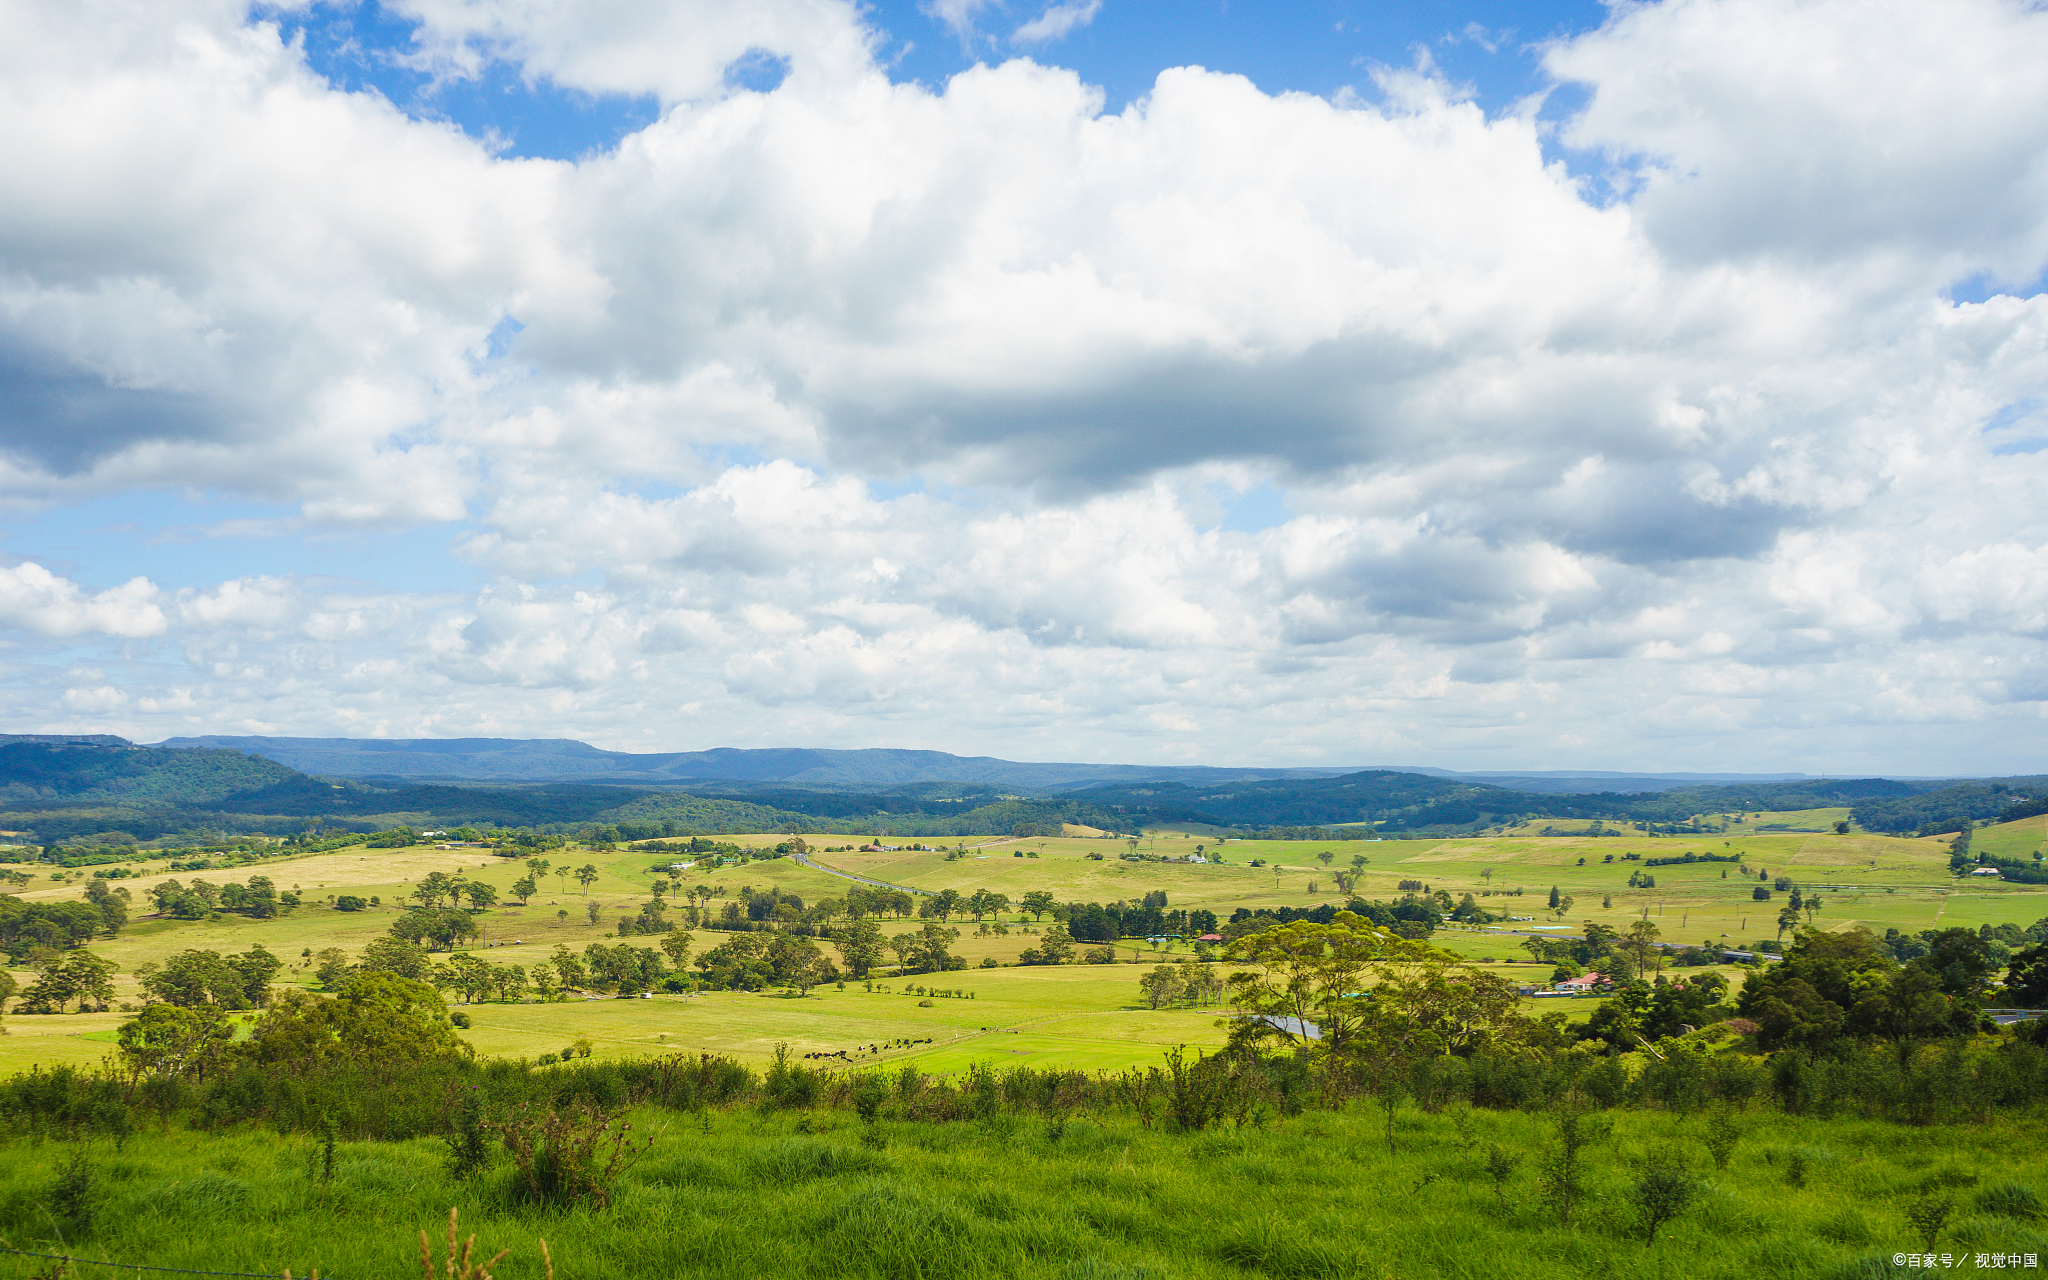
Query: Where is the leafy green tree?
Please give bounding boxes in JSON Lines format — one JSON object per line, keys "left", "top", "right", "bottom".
{"left": 358, "top": 937, "right": 432, "bottom": 981}
{"left": 244, "top": 973, "right": 472, "bottom": 1078}
{"left": 228, "top": 945, "right": 282, "bottom": 1005}
{"left": 2007, "top": 944, "right": 2048, "bottom": 1007}
{"left": 411, "top": 872, "right": 457, "bottom": 910}
{"left": 390, "top": 908, "right": 479, "bottom": 951}
{"left": 834, "top": 917, "right": 885, "bottom": 979}
{"left": 511, "top": 876, "right": 537, "bottom": 905}
{"left": 117, "top": 1003, "right": 232, "bottom": 1082}
{"left": 141, "top": 950, "right": 243, "bottom": 1008}
{"left": 1031, "top": 924, "right": 1076, "bottom": 965}
{"left": 1021, "top": 891, "right": 1056, "bottom": 921}
{"left": 913, "top": 922, "right": 960, "bottom": 971}
{"left": 550, "top": 946, "right": 587, "bottom": 990}
{"left": 18, "top": 949, "right": 118, "bottom": 1013}
{"left": 313, "top": 947, "right": 351, "bottom": 988}
{"left": 1624, "top": 920, "right": 1663, "bottom": 979}
{"left": 461, "top": 881, "right": 499, "bottom": 911}
{"left": 1919, "top": 927, "right": 1999, "bottom": 996}
{"left": 576, "top": 864, "right": 599, "bottom": 894}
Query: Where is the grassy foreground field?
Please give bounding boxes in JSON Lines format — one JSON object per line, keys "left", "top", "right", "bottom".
{"left": 0, "top": 1095, "right": 2042, "bottom": 1280}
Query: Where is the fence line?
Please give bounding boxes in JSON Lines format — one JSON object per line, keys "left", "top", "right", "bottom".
{"left": 0, "top": 1245, "right": 331, "bottom": 1279}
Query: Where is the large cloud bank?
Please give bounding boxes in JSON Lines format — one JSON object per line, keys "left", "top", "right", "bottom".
{"left": 1, "top": 0, "right": 2045, "bottom": 770}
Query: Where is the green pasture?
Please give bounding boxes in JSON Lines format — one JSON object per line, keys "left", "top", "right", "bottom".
{"left": 1976, "top": 814, "right": 2048, "bottom": 862}
{"left": 452, "top": 967, "right": 1225, "bottom": 1073}
{"left": 3, "top": 824, "right": 2043, "bottom": 1080}
{"left": 1, "top": 1090, "right": 2044, "bottom": 1280}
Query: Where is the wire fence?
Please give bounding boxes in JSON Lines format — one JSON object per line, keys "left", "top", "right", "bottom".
{"left": 0, "top": 1246, "right": 332, "bottom": 1279}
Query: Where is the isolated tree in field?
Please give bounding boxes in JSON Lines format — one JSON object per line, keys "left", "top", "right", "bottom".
{"left": 577, "top": 864, "right": 599, "bottom": 894}
{"left": 462, "top": 882, "right": 499, "bottom": 911}
{"left": 658, "top": 930, "right": 692, "bottom": 972}
{"left": 586, "top": 902, "right": 602, "bottom": 926}
{"left": 511, "top": 876, "right": 537, "bottom": 905}
{"left": 1553, "top": 894, "right": 1575, "bottom": 921}
{"left": 1021, "top": 891, "right": 1056, "bottom": 921}
{"left": 1776, "top": 904, "right": 1801, "bottom": 942}
{"left": 1548, "top": 885, "right": 1561, "bottom": 910}
{"left": 1318, "top": 851, "right": 1334, "bottom": 866}
{"left": 554, "top": 866, "right": 571, "bottom": 893}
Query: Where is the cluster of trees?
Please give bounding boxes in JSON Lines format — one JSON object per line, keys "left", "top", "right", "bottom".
{"left": 1016, "top": 925, "right": 1077, "bottom": 966}
{"left": 1733, "top": 926, "right": 2022, "bottom": 1051}
{"left": 695, "top": 931, "right": 836, "bottom": 992}
{"left": 1579, "top": 972, "right": 1734, "bottom": 1049}
{"left": 118, "top": 972, "right": 473, "bottom": 1086}
{"left": 6, "top": 949, "right": 117, "bottom": 1013}
{"left": 1520, "top": 921, "right": 1674, "bottom": 981}
{"left": 146, "top": 875, "right": 295, "bottom": 919}
{"left": 308, "top": 934, "right": 694, "bottom": 1002}
{"left": 390, "top": 909, "right": 482, "bottom": 950}
{"left": 136, "top": 947, "right": 282, "bottom": 1008}
{"left": 1225, "top": 895, "right": 1447, "bottom": 940}
{"left": 1137, "top": 960, "right": 1225, "bottom": 1009}
{"left": 1222, "top": 912, "right": 1534, "bottom": 1060}
{"left": 0, "top": 892, "right": 125, "bottom": 960}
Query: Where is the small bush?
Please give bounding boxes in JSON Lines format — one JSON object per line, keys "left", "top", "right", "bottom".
{"left": 494, "top": 1103, "right": 649, "bottom": 1209}
{"left": 45, "top": 1151, "right": 93, "bottom": 1237}
{"left": 1632, "top": 1149, "right": 1701, "bottom": 1245}
{"left": 1902, "top": 1192, "right": 1954, "bottom": 1252}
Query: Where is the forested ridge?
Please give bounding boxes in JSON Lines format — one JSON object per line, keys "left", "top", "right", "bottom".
{"left": 5, "top": 737, "right": 2045, "bottom": 844}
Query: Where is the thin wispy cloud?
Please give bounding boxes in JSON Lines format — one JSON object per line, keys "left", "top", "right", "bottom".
{"left": 1012, "top": 1, "right": 1102, "bottom": 46}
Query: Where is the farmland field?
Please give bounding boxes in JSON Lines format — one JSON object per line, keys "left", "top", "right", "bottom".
{"left": 3, "top": 821, "right": 2043, "bottom": 1076}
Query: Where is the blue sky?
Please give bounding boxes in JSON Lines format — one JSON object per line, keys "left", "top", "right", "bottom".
{"left": 4, "top": 0, "right": 2048, "bottom": 771}
{"left": 278, "top": 0, "right": 1608, "bottom": 160}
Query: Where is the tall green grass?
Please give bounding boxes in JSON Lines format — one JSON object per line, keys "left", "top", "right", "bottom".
{"left": 0, "top": 1095, "right": 2042, "bottom": 1279}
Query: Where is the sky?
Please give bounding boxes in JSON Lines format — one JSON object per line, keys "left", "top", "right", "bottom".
{"left": 1, "top": 0, "right": 2046, "bottom": 774}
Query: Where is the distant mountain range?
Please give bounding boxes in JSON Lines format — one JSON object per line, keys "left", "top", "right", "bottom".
{"left": 155, "top": 735, "right": 1819, "bottom": 794}
{"left": 1, "top": 734, "right": 2036, "bottom": 846}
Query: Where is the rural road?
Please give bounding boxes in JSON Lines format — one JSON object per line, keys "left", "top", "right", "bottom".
{"left": 790, "top": 851, "right": 931, "bottom": 896}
